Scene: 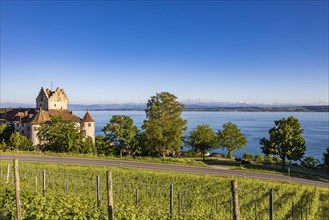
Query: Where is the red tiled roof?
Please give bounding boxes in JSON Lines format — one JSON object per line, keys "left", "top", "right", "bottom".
{"left": 48, "top": 110, "right": 81, "bottom": 123}
{"left": 30, "top": 110, "right": 51, "bottom": 125}
{"left": 0, "top": 108, "right": 37, "bottom": 122}
{"left": 82, "top": 111, "right": 95, "bottom": 122}
{"left": 0, "top": 108, "right": 83, "bottom": 124}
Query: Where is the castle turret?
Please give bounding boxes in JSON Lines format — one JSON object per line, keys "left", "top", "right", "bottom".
{"left": 81, "top": 111, "right": 95, "bottom": 143}
{"left": 30, "top": 109, "right": 50, "bottom": 145}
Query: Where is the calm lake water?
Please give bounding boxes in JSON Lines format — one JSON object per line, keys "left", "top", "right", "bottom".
{"left": 75, "top": 111, "right": 329, "bottom": 160}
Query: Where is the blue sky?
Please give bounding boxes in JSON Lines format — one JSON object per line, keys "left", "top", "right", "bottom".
{"left": 1, "top": 1, "right": 328, "bottom": 105}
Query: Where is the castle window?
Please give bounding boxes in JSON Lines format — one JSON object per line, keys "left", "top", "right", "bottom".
{"left": 22, "top": 130, "right": 24, "bottom": 134}
{"left": 88, "top": 123, "right": 91, "bottom": 127}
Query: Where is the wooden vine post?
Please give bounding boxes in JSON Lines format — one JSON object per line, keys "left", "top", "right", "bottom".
{"left": 14, "top": 159, "right": 22, "bottom": 220}
{"left": 269, "top": 189, "right": 273, "bottom": 220}
{"left": 231, "top": 180, "right": 240, "bottom": 220}
{"left": 107, "top": 170, "right": 114, "bottom": 220}
{"left": 170, "top": 184, "right": 173, "bottom": 220}
{"left": 135, "top": 189, "right": 138, "bottom": 207}
{"left": 43, "top": 170, "right": 46, "bottom": 197}
{"left": 96, "top": 175, "right": 101, "bottom": 208}
{"left": 6, "top": 163, "right": 10, "bottom": 184}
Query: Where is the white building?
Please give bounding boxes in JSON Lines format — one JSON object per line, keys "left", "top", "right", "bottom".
{"left": 0, "top": 87, "right": 95, "bottom": 145}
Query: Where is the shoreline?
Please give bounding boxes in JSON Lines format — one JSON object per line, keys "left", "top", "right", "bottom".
{"left": 2, "top": 105, "right": 328, "bottom": 112}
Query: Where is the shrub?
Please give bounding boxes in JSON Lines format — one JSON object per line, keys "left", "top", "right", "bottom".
{"left": 254, "top": 154, "right": 265, "bottom": 162}
{"left": 300, "top": 156, "right": 320, "bottom": 169}
{"left": 243, "top": 153, "right": 254, "bottom": 161}
{"left": 264, "top": 155, "right": 273, "bottom": 164}
{"left": 0, "top": 140, "right": 6, "bottom": 151}
{"left": 183, "top": 150, "right": 197, "bottom": 157}
{"left": 272, "top": 155, "right": 282, "bottom": 164}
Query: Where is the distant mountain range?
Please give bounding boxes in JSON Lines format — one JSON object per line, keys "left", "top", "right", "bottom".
{"left": 1, "top": 102, "right": 328, "bottom": 112}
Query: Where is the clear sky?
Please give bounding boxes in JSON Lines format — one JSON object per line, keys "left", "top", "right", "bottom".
{"left": 1, "top": 0, "right": 328, "bottom": 105}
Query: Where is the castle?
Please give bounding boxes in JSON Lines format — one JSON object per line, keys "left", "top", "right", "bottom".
{"left": 0, "top": 87, "right": 95, "bottom": 146}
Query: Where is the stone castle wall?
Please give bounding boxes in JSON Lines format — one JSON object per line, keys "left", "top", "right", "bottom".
{"left": 36, "top": 87, "right": 68, "bottom": 111}
{"left": 81, "top": 122, "right": 95, "bottom": 142}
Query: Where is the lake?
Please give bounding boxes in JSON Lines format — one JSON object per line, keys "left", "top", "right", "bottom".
{"left": 75, "top": 111, "right": 329, "bottom": 160}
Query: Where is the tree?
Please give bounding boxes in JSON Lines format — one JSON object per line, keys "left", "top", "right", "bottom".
{"left": 0, "top": 124, "right": 14, "bottom": 143}
{"left": 95, "top": 135, "right": 111, "bottom": 155}
{"left": 19, "top": 135, "right": 33, "bottom": 151}
{"left": 186, "top": 124, "right": 217, "bottom": 162}
{"left": 6, "top": 130, "right": 32, "bottom": 151}
{"left": 0, "top": 140, "right": 6, "bottom": 150}
{"left": 37, "top": 116, "right": 84, "bottom": 153}
{"left": 80, "top": 136, "right": 96, "bottom": 154}
{"left": 260, "top": 116, "right": 306, "bottom": 171}
{"left": 217, "top": 122, "right": 248, "bottom": 158}
{"left": 142, "top": 92, "right": 187, "bottom": 158}
{"left": 102, "top": 115, "right": 138, "bottom": 158}
{"left": 9, "top": 131, "right": 22, "bottom": 151}
{"left": 323, "top": 147, "right": 329, "bottom": 173}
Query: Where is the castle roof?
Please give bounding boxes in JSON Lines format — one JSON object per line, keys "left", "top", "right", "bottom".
{"left": 0, "top": 108, "right": 82, "bottom": 124}
{"left": 48, "top": 110, "right": 81, "bottom": 123}
{"left": 30, "top": 109, "right": 51, "bottom": 125}
{"left": 82, "top": 111, "right": 95, "bottom": 122}
{"left": 0, "top": 108, "right": 37, "bottom": 123}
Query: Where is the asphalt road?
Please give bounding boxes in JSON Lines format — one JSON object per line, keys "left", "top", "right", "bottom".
{"left": 1, "top": 154, "right": 328, "bottom": 187}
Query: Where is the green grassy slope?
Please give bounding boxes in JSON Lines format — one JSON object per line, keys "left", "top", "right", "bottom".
{"left": 1, "top": 161, "right": 328, "bottom": 219}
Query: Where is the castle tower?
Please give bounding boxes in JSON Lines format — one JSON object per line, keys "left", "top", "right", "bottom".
{"left": 81, "top": 111, "right": 95, "bottom": 143}
{"left": 36, "top": 87, "right": 68, "bottom": 110}
{"left": 30, "top": 109, "right": 50, "bottom": 146}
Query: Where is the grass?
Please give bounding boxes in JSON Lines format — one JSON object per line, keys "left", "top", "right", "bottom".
{"left": 1, "top": 150, "right": 328, "bottom": 181}
{"left": 0, "top": 150, "right": 206, "bottom": 166}
{"left": 1, "top": 161, "right": 328, "bottom": 219}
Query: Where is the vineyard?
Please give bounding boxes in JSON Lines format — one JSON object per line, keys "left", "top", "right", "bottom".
{"left": 0, "top": 160, "right": 328, "bottom": 220}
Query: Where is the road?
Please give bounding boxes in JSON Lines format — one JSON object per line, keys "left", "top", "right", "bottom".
{"left": 1, "top": 154, "right": 328, "bottom": 187}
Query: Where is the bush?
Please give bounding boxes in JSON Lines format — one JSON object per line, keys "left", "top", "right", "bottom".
{"left": 20, "top": 136, "right": 33, "bottom": 151}
{"left": 323, "top": 147, "right": 329, "bottom": 173}
{"left": 243, "top": 153, "right": 254, "bottom": 161}
{"left": 300, "top": 156, "right": 320, "bottom": 169}
{"left": 272, "top": 155, "right": 282, "bottom": 164}
{"left": 264, "top": 155, "right": 273, "bottom": 164}
{"left": 80, "top": 137, "right": 96, "bottom": 154}
{"left": 254, "top": 154, "right": 265, "bottom": 162}
{"left": 0, "top": 140, "right": 6, "bottom": 150}
{"left": 183, "top": 150, "right": 197, "bottom": 157}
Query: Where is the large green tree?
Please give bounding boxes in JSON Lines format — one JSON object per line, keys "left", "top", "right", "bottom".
{"left": 37, "top": 116, "right": 85, "bottom": 153}
{"left": 260, "top": 116, "right": 306, "bottom": 171}
{"left": 186, "top": 124, "right": 218, "bottom": 162}
{"left": 323, "top": 147, "right": 329, "bottom": 174}
{"left": 103, "top": 115, "right": 138, "bottom": 158}
{"left": 142, "top": 92, "right": 187, "bottom": 158}
{"left": 217, "top": 122, "right": 248, "bottom": 158}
